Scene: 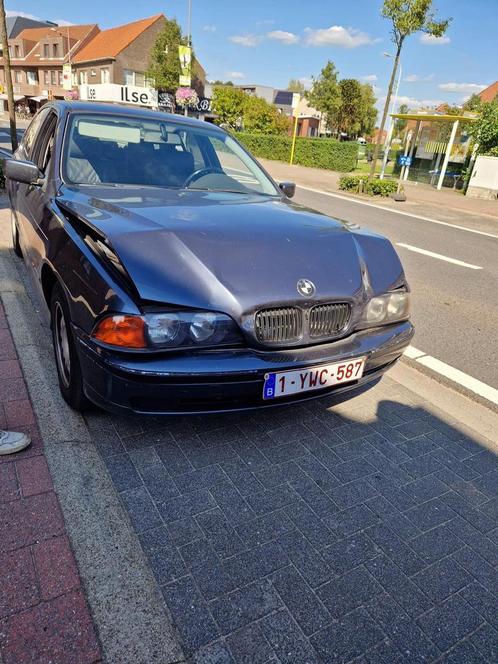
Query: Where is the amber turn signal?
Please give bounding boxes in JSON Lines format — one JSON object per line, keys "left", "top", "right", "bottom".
{"left": 92, "top": 315, "right": 147, "bottom": 348}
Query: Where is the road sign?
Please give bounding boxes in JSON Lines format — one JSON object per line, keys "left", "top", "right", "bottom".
{"left": 398, "top": 155, "right": 412, "bottom": 167}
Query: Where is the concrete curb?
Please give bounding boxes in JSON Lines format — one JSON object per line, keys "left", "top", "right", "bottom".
{"left": 0, "top": 213, "right": 184, "bottom": 663}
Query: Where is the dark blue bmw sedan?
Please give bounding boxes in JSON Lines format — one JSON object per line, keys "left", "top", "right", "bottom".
{"left": 5, "top": 101, "right": 413, "bottom": 414}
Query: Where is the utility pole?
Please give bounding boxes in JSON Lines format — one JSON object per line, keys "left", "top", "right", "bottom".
{"left": 187, "top": 0, "right": 192, "bottom": 46}
{"left": 368, "top": 41, "right": 402, "bottom": 182}
{"left": 0, "top": 0, "right": 18, "bottom": 151}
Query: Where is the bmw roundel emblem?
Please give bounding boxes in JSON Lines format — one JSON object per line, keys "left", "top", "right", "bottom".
{"left": 297, "top": 279, "right": 316, "bottom": 297}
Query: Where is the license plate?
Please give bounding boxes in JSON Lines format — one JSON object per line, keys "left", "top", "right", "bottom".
{"left": 263, "top": 357, "right": 366, "bottom": 400}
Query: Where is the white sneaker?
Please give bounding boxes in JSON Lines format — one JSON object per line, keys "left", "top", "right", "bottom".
{"left": 0, "top": 430, "right": 31, "bottom": 455}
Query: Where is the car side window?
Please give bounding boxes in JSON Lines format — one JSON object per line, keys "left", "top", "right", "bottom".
{"left": 32, "top": 113, "right": 58, "bottom": 175}
{"left": 21, "top": 107, "right": 51, "bottom": 159}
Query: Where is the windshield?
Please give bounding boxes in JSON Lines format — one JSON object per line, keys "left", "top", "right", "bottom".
{"left": 63, "top": 112, "right": 279, "bottom": 196}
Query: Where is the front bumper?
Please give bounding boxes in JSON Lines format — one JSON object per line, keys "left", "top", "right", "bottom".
{"left": 74, "top": 321, "right": 414, "bottom": 415}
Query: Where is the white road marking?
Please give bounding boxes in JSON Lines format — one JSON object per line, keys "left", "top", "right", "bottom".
{"left": 405, "top": 345, "right": 498, "bottom": 406}
{"left": 403, "top": 345, "right": 426, "bottom": 360}
{"left": 396, "top": 243, "right": 482, "bottom": 270}
{"left": 297, "top": 185, "right": 498, "bottom": 240}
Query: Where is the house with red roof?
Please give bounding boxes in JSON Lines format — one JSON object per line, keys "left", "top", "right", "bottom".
{"left": 0, "top": 14, "right": 205, "bottom": 111}
{"left": 0, "top": 24, "right": 99, "bottom": 106}
{"left": 478, "top": 81, "right": 498, "bottom": 103}
{"left": 71, "top": 15, "right": 166, "bottom": 88}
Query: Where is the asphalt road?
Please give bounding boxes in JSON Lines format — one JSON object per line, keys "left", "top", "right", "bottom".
{"left": 293, "top": 187, "right": 498, "bottom": 391}
{"left": 0, "top": 124, "right": 25, "bottom": 154}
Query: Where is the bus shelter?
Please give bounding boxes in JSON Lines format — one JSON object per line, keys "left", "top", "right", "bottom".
{"left": 388, "top": 112, "right": 477, "bottom": 190}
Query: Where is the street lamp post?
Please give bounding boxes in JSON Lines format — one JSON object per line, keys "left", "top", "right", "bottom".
{"left": 380, "top": 53, "right": 402, "bottom": 180}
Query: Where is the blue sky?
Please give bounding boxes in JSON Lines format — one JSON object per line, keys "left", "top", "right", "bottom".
{"left": 7, "top": 0, "right": 497, "bottom": 109}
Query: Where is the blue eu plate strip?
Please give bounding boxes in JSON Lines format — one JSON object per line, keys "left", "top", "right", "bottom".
{"left": 263, "top": 373, "right": 276, "bottom": 399}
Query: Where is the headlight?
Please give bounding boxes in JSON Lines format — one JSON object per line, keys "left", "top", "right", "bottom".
{"left": 145, "top": 311, "right": 242, "bottom": 348}
{"left": 359, "top": 290, "right": 410, "bottom": 328}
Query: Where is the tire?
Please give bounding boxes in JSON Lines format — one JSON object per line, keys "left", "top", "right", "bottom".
{"left": 50, "top": 282, "right": 91, "bottom": 411}
{"left": 11, "top": 210, "right": 22, "bottom": 257}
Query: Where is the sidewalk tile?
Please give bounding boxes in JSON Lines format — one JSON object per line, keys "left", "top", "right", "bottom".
{"left": 4, "top": 399, "right": 35, "bottom": 429}
{"left": 33, "top": 536, "right": 80, "bottom": 601}
{"left": 0, "top": 492, "right": 64, "bottom": 552}
{"left": 0, "top": 360, "right": 23, "bottom": 379}
{"left": 0, "top": 548, "right": 39, "bottom": 619}
{"left": 0, "top": 329, "right": 16, "bottom": 361}
{"left": 16, "top": 456, "right": 53, "bottom": 497}
{"left": 0, "top": 589, "right": 100, "bottom": 664}
{"left": 0, "top": 463, "right": 19, "bottom": 502}
{"left": 0, "top": 378, "right": 28, "bottom": 403}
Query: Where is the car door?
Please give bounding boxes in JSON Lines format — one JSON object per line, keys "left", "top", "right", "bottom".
{"left": 12, "top": 107, "right": 52, "bottom": 256}
{"left": 17, "top": 109, "right": 59, "bottom": 300}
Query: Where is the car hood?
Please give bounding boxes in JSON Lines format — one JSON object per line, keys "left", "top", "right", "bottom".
{"left": 57, "top": 186, "right": 405, "bottom": 317}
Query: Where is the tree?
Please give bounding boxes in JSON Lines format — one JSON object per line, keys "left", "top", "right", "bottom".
{"left": 0, "top": 0, "right": 17, "bottom": 150}
{"left": 369, "top": 0, "right": 451, "bottom": 180}
{"left": 243, "top": 95, "right": 290, "bottom": 134}
{"left": 211, "top": 86, "right": 246, "bottom": 128}
{"left": 288, "top": 79, "right": 305, "bottom": 94}
{"left": 462, "top": 94, "right": 483, "bottom": 112}
{"left": 336, "top": 79, "right": 364, "bottom": 136}
{"left": 394, "top": 102, "right": 409, "bottom": 138}
{"left": 146, "top": 17, "right": 195, "bottom": 93}
{"left": 211, "top": 87, "right": 290, "bottom": 134}
{"left": 306, "top": 61, "right": 341, "bottom": 131}
{"left": 210, "top": 79, "right": 234, "bottom": 86}
{"left": 359, "top": 83, "right": 378, "bottom": 136}
{"left": 467, "top": 99, "right": 498, "bottom": 155}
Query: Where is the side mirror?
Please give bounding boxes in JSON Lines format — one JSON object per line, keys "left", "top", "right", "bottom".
{"left": 5, "top": 159, "right": 42, "bottom": 185}
{"left": 279, "top": 181, "right": 296, "bottom": 198}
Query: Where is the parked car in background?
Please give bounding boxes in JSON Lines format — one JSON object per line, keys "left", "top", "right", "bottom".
{"left": 6, "top": 101, "right": 413, "bottom": 415}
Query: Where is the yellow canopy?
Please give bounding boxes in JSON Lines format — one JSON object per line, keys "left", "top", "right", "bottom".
{"left": 390, "top": 112, "right": 477, "bottom": 123}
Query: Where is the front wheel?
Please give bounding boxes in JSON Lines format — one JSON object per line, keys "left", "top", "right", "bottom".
{"left": 11, "top": 210, "right": 22, "bottom": 257}
{"left": 50, "top": 282, "right": 90, "bottom": 412}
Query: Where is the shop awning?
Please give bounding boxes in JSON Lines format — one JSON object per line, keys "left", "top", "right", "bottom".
{"left": 390, "top": 112, "right": 477, "bottom": 123}
{"left": 0, "top": 94, "right": 25, "bottom": 101}
{"left": 30, "top": 96, "right": 48, "bottom": 102}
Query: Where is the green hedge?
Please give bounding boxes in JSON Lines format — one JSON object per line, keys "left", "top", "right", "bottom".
{"left": 235, "top": 133, "right": 358, "bottom": 172}
{"left": 339, "top": 174, "right": 398, "bottom": 197}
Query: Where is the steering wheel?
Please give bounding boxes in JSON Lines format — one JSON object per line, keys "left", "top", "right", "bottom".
{"left": 183, "top": 167, "right": 225, "bottom": 188}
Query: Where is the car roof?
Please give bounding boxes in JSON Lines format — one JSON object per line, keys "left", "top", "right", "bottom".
{"left": 47, "top": 100, "right": 225, "bottom": 133}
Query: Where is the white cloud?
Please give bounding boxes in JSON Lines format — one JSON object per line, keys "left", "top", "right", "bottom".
{"left": 229, "top": 34, "right": 261, "bottom": 47}
{"left": 362, "top": 74, "right": 378, "bottom": 82}
{"left": 6, "top": 9, "right": 40, "bottom": 19}
{"left": 6, "top": 10, "right": 73, "bottom": 25}
{"left": 438, "top": 82, "right": 487, "bottom": 94}
{"left": 267, "top": 30, "right": 299, "bottom": 44}
{"left": 393, "top": 95, "right": 445, "bottom": 109}
{"left": 420, "top": 33, "right": 450, "bottom": 45}
{"left": 226, "top": 71, "right": 245, "bottom": 80}
{"left": 403, "top": 73, "right": 434, "bottom": 82}
{"left": 203, "top": 25, "right": 217, "bottom": 32}
{"left": 304, "top": 25, "right": 377, "bottom": 48}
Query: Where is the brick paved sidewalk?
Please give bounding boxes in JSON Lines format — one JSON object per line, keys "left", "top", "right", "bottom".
{"left": 0, "top": 302, "right": 101, "bottom": 664}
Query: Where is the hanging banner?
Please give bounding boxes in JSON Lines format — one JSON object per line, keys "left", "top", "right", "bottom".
{"left": 178, "top": 45, "right": 192, "bottom": 87}
{"left": 62, "top": 63, "right": 72, "bottom": 90}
